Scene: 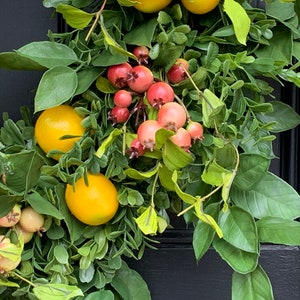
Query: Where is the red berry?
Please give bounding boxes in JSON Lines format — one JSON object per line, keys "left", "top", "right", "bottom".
{"left": 109, "top": 106, "right": 130, "bottom": 124}
{"left": 107, "top": 63, "right": 132, "bottom": 88}
{"left": 133, "top": 46, "right": 150, "bottom": 65}
{"left": 157, "top": 102, "right": 187, "bottom": 131}
{"left": 127, "top": 65, "right": 154, "bottom": 93}
{"left": 186, "top": 121, "right": 204, "bottom": 142}
{"left": 167, "top": 58, "right": 189, "bottom": 84}
{"left": 169, "top": 127, "right": 192, "bottom": 152}
{"left": 146, "top": 82, "right": 175, "bottom": 109}
{"left": 128, "top": 138, "right": 146, "bottom": 159}
{"left": 113, "top": 90, "right": 133, "bottom": 108}
{"left": 137, "top": 120, "right": 162, "bottom": 151}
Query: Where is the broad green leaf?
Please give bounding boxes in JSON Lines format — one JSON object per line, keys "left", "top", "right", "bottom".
{"left": 134, "top": 206, "right": 158, "bottom": 235}
{"left": 124, "top": 18, "right": 158, "bottom": 47}
{"left": 202, "top": 89, "right": 226, "bottom": 128}
{"left": 0, "top": 195, "right": 22, "bottom": 217}
{"left": 231, "top": 172, "right": 300, "bottom": 219}
{"left": 56, "top": 4, "right": 94, "bottom": 29}
{"left": 92, "top": 49, "right": 128, "bottom": 67}
{"left": 27, "top": 191, "right": 64, "bottom": 220}
{"left": 111, "top": 261, "right": 151, "bottom": 300}
{"left": 17, "top": 41, "right": 79, "bottom": 68}
{"left": 201, "top": 160, "right": 232, "bottom": 187}
{"left": 257, "top": 217, "right": 300, "bottom": 246}
{"left": 223, "top": 0, "right": 251, "bottom": 45}
{"left": 95, "top": 128, "right": 122, "bottom": 158}
{"left": 162, "top": 139, "right": 193, "bottom": 170}
{"left": 213, "top": 237, "right": 258, "bottom": 274}
{"left": 158, "top": 165, "right": 175, "bottom": 191}
{"left": 219, "top": 206, "right": 258, "bottom": 253}
{"left": 265, "top": 0, "right": 295, "bottom": 21}
{"left": 100, "top": 16, "right": 137, "bottom": 61}
{"left": 256, "top": 101, "right": 300, "bottom": 133}
{"left": 125, "top": 163, "right": 161, "bottom": 180}
{"left": 232, "top": 265, "right": 274, "bottom": 300}
{"left": 33, "top": 283, "right": 83, "bottom": 300}
{"left": 171, "top": 170, "right": 197, "bottom": 205}
{"left": 192, "top": 203, "right": 219, "bottom": 261}
{"left": 34, "top": 66, "right": 78, "bottom": 112}
{"left": 233, "top": 154, "right": 270, "bottom": 190}
{"left": 0, "top": 52, "right": 45, "bottom": 70}
{"left": 85, "top": 290, "right": 114, "bottom": 300}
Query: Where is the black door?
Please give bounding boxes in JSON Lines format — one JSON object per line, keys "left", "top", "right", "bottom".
{"left": 0, "top": 1, "right": 299, "bottom": 300}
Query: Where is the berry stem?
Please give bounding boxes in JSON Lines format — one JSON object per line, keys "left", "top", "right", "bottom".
{"left": 174, "top": 94, "right": 191, "bottom": 122}
{"left": 12, "top": 272, "right": 37, "bottom": 288}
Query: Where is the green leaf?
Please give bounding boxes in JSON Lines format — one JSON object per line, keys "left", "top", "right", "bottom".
{"left": 0, "top": 195, "right": 22, "bottom": 217}
{"left": 233, "top": 154, "right": 270, "bottom": 190}
{"left": 0, "top": 276, "right": 20, "bottom": 288}
{"left": 92, "top": 49, "right": 128, "bottom": 67}
{"left": 232, "top": 265, "right": 274, "bottom": 300}
{"left": 162, "top": 139, "right": 193, "bottom": 170}
{"left": 134, "top": 206, "right": 158, "bottom": 235}
{"left": 0, "top": 52, "right": 45, "bottom": 70}
{"left": 85, "top": 290, "right": 114, "bottom": 300}
{"left": 158, "top": 165, "right": 175, "bottom": 191}
{"left": 95, "top": 128, "right": 122, "bottom": 158}
{"left": 223, "top": 0, "right": 251, "bottom": 45}
{"left": 125, "top": 163, "right": 161, "bottom": 180}
{"left": 27, "top": 191, "right": 64, "bottom": 220}
{"left": 202, "top": 89, "right": 226, "bottom": 128}
{"left": 33, "top": 283, "right": 83, "bottom": 300}
{"left": 219, "top": 206, "right": 258, "bottom": 253}
{"left": 111, "top": 261, "right": 151, "bottom": 300}
{"left": 231, "top": 172, "right": 300, "bottom": 219}
{"left": 34, "top": 66, "right": 78, "bottom": 112}
{"left": 95, "top": 76, "right": 118, "bottom": 93}
{"left": 124, "top": 18, "right": 158, "bottom": 47}
{"left": 257, "top": 217, "right": 300, "bottom": 246}
{"left": 256, "top": 101, "right": 300, "bottom": 133}
{"left": 56, "top": 4, "right": 94, "bottom": 29}
{"left": 213, "top": 237, "right": 258, "bottom": 274}
{"left": 17, "top": 41, "right": 79, "bottom": 68}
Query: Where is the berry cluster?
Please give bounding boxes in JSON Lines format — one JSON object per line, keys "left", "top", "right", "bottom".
{"left": 106, "top": 46, "right": 204, "bottom": 158}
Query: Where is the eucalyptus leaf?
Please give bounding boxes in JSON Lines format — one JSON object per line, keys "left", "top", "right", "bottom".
{"left": 232, "top": 265, "right": 274, "bottom": 300}
{"left": 34, "top": 66, "right": 78, "bottom": 112}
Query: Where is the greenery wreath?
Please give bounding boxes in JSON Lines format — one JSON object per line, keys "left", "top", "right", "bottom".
{"left": 0, "top": 0, "right": 300, "bottom": 299}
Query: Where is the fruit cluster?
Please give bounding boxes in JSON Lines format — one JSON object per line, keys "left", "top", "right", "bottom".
{"left": 106, "top": 46, "right": 204, "bottom": 157}
{"left": 0, "top": 205, "right": 45, "bottom": 274}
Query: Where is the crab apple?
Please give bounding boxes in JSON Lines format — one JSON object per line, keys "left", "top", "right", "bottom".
{"left": 0, "top": 235, "right": 21, "bottom": 273}
{"left": 15, "top": 225, "right": 34, "bottom": 244}
{"left": 186, "top": 121, "right": 204, "bottom": 142}
{"left": 127, "top": 65, "right": 154, "bottom": 93}
{"left": 18, "top": 207, "right": 45, "bottom": 235}
{"left": 167, "top": 58, "right": 189, "bottom": 84}
{"left": 133, "top": 46, "right": 150, "bottom": 65}
{"left": 128, "top": 138, "right": 146, "bottom": 159}
{"left": 169, "top": 127, "right": 192, "bottom": 152}
{"left": 146, "top": 82, "right": 175, "bottom": 108}
{"left": 157, "top": 102, "right": 187, "bottom": 131}
{"left": 0, "top": 204, "right": 21, "bottom": 227}
{"left": 137, "top": 120, "right": 162, "bottom": 151}
{"left": 109, "top": 106, "right": 130, "bottom": 124}
{"left": 113, "top": 90, "right": 133, "bottom": 108}
{"left": 107, "top": 62, "right": 132, "bottom": 88}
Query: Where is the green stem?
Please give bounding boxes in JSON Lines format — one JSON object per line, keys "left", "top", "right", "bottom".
{"left": 150, "top": 168, "right": 160, "bottom": 208}
{"left": 12, "top": 272, "right": 37, "bottom": 288}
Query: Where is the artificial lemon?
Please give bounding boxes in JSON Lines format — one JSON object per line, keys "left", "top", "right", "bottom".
{"left": 65, "top": 173, "right": 119, "bottom": 226}
{"left": 134, "top": 0, "right": 173, "bottom": 13}
{"left": 35, "top": 105, "right": 84, "bottom": 160}
{"left": 181, "top": 0, "right": 220, "bottom": 14}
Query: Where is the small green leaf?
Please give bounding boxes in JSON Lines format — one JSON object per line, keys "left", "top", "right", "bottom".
{"left": 34, "top": 66, "right": 78, "bottom": 112}
{"left": 56, "top": 4, "right": 94, "bottom": 29}
{"left": 125, "top": 163, "right": 161, "bottom": 180}
{"left": 134, "top": 206, "right": 158, "bottom": 235}
{"left": 95, "top": 128, "right": 122, "bottom": 158}
{"left": 232, "top": 265, "right": 274, "bottom": 300}
{"left": 33, "top": 283, "right": 83, "bottom": 300}
{"left": 223, "top": 0, "right": 251, "bottom": 45}
{"left": 257, "top": 217, "right": 300, "bottom": 246}
{"left": 95, "top": 76, "right": 118, "bottom": 94}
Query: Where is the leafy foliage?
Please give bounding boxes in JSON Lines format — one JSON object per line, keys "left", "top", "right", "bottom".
{"left": 0, "top": 0, "right": 300, "bottom": 299}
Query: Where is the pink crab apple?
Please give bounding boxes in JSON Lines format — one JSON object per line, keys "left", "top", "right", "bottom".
{"left": 107, "top": 62, "right": 132, "bottom": 88}
{"left": 167, "top": 58, "right": 189, "bottom": 84}
{"left": 0, "top": 204, "right": 21, "bottom": 227}
{"left": 146, "top": 81, "right": 175, "bottom": 108}
{"left": 169, "top": 127, "right": 192, "bottom": 152}
{"left": 127, "top": 65, "right": 154, "bottom": 93}
{"left": 186, "top": 121, "right": 204, "bottom": 142}
{"left": 18, "top": 207, "right": 45, "bottom": 236}
{"left": 137, "top": 120, "right": 162, "bottom": 151}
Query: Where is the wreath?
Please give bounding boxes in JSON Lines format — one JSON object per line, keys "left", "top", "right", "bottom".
{"left": 0, "top": 0, "right": 300, "bottom": 299}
